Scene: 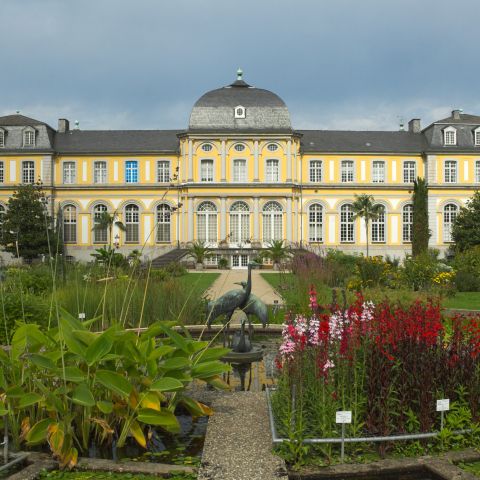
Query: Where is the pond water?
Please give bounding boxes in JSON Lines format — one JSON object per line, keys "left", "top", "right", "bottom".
{"left": 289, "top": 468, "right": 444, "bottom": 480}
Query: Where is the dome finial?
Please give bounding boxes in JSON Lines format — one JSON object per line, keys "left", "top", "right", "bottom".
{"left": 237, "top": 68, "right": 243, "bottom": 81}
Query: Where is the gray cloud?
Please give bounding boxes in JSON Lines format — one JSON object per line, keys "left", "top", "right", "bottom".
{"left": 1, "top": 0, "right": 479, "bottom": 130}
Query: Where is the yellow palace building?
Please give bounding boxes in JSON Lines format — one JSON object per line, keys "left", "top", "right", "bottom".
{"left": 0, "top": 70, "right": 479, "bottom": 266}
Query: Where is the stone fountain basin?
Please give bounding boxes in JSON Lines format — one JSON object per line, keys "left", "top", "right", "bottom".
{"left": 222, "top": 345, "right": 264, "bottom": 363}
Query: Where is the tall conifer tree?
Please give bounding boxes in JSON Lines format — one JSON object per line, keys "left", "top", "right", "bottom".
{"left": 412, "top": 178, "right": 430, "bottom": 257}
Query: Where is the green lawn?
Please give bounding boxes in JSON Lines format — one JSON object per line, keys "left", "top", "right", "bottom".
{"left": 261, "top": 273, "right": 480, "bottom": 312}
{"left": 178, "top": 272, "right": 220, "bottom": 298}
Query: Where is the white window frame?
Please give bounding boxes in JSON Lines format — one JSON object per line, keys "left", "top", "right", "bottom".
{"left": 371, "top": 205, "right": 386, "bottom": 243}
{"left": 23, "top": 129, "right": 35, "bottom": 147}
{"left": 474, "top": 128, "right": 480, "bottom": 146}
{"left": 22, "top": 160, "right": 35, "bottom": 184}
{"left": 200, "top": 159, "right": 214, "bottom": 182}
{"left": 0, "top": 161, "right": 4, "bottom": 184}
{"left": 197, "top": 201, "right": 218, "bottom": 245}
{"left": 340, "top": 204, "right": 355, "bottom": 242}
{"left": 125, "top": 204, "right": 140, "bottom": 243}
{"left": 262, "top": 201, "right": 283, "bottom": 244}
{"left": 157, "top": 160, "right": 170, "bottom": 183}
{"left": 201, "top": 143, "right": 213, "bottom": 152}
{"left": 234, "top": 106, "right": 246, "bottom": 119}
{"left": 94, "top": 161, "right": 107, "bottom": 184}
{"left": 475, "top": 160, "right": 480, "bottom": 183}
{"left": 308, "top": 203, "right": 323, "bottom": 243}
{"left": 444, "top": 160, "right": 458, "bottom": 183}
{"left": 63, "top": 204, "right": 77, "bottom": 243}
{"left": 443, "top": 203, "right": 458, "bottom": 243}
{"left": 267, "top": 143, "right": 279, "bottom": 152}
{"left": 63, "top": 161, "right": 76, "bottom": 184}
{"left": 233, "top": 143, "right": 246, "bottom": 152}
{"left": 0, "top": 129, "right": 5, "bottom": 148}
{"left": 125, "top": 160, "right": 139, "bottom": 183}
{"left": 402, "top": 204, "right": 413, "bottom": 242}
{"left": 156, "top": 203, "right": 171, "bottom": 243}
{"left": 232, "top": 159, "right": 247, "bottom": 183}
{"left": 93, "top": 204, "right": 108, "bottom": 244}
{"left": 403, "top": 161, "right": 416, "bottom": 183}
{"left": 372, "top": 160, "right": 385, "bottom": 183}
{"left": 229, "top": 201, "right": 250, "bottom": 245}
{"left": 0, "top": 204, "right": 5, "bottom": 237}
{"left": 444, "top": 126, "right": 457, "bottom": 146}
{"left": 341, "top": 160, "right": 355, "bottom": 183}
{"left": 265, "top": 159, "right": 280, "bottom": 182}
{"left": 309, "top": 160, "right": 323, "bottom": 183}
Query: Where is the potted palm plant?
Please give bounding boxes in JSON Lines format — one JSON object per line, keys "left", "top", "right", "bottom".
{"left": 187, "top": 241, "right": 213, "bottom": 270}
{"left": 261, "top": 239, "right": 291, "bottom": 270}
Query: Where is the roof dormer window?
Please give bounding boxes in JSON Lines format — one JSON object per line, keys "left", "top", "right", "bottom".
{"left": 23, "top": 129, "right": 35, "bottom": 147}
{"left": 474, "top": 127, "right": 480, "bottom": 146}
{"left": 0, "top": 129, "right": 4, "bottom": 148}
{"left": 444, "top": 126, "right": 457, "bottom": 146}
{"left": 234, "top": 105, "right": 246, "bottom": 119}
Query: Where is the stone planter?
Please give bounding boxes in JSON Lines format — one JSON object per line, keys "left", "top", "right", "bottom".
{"left": 195, "top": 262, "right": 204, "bottom": 270}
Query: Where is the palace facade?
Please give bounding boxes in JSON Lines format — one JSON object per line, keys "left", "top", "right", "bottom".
{"left": 0, "top": 71, "right": 479, "bottom": 266}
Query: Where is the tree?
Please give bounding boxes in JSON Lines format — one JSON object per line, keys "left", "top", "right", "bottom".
{"left": 187, "top": 241, "right": 213, "bottom": 267}
{"left": 412, "top": 178, "right": 430, "bottom": 257}
{"left": 351, "top": 194, "right": 382, "bottom": 257}
{"left": 91, "top": 210, "right": 126, "bottom": 246}
{"left": 0, "top": 184, "right": 59, "bottom": 260}
{"left": 451, "top": 191, "right": 480, "bottom": 252}
{"left": 261, "top": 239, "right": 291, "bottom": 269}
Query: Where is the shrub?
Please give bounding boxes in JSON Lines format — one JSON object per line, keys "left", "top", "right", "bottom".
{"left": 164, "top": 261, "right": 187, "bottom": 277}
{"left": 402, "top": 252, "right": 439, "bottom": 290}
{"left": 218, "top": 257, "right": 229, "bottom": 269}
{"left": 453, "top": 246, "right": 480, "bottom": 292}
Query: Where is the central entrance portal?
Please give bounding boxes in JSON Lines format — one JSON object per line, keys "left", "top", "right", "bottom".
{"left": 231, "top": 254, "right": 249, "bottom": 269}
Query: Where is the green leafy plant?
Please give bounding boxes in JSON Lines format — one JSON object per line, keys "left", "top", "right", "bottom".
{"left": 261, "top": 240, "right": 291, "bottom": 268}
{"left": 412, "top": 178, "right": 430, "bottom": 257}
{"left": 351, "top": 194, "right": 383, "bottom": 257}
{"left": 186, "top": 241, "right": 212, "bottom": 265}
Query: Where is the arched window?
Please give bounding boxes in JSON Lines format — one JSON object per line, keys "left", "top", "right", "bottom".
{"left": 340, "top": 204, "right": 354, "bottom": 242}
{"left": 197, "top": 201, "right": 217, "bottom": 244}
{"left": 371, "top": 205, "right": 386, "bottom": 243}
{"left": 402, "top": 204, "right": 413, "bottom": 242}
{"left": 63, "top": 205, "right": 77, "bottom": 243}
{"left": 0, "top": 205, "right": 5, "bottom": 238}
{"left": 156, "top": 203, "right": 171, "bottom": 243}
{"left": 262, "top": 201, "right": 283, "bottom": 243}
{"left": 443, "top": 203, "right": 458, "bottom": 242}
{"left": 93, "top": 204, "right": 108, "bottom": 244}
{"left": 230, "top": 201, "right": 250, "bottom": 244}
{"left": 308, "top": 203, "right": 323, "bottom": 242}
{"left": 125, "top": 204, "right": 140, "bottom": 243}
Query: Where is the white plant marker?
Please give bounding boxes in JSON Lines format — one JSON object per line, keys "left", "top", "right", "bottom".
{"left": 436, "top": 399, "right": 450, "bottom": 430}
{"left": 78, "top": 313, "right": 86, "bottom": 320}
{"left": 336, "top": 411, "right": 352, "bottom": 462}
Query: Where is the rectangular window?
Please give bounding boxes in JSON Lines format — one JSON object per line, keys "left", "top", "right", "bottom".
{"left": 22, "top": 161, "right": 35, "bottom": 184}
{"left": 0, "top": 162, "right": 4, "bottom": 183}
{"left": 309, "top": 160, "right": 322, "bottom": 182}
{"left": 266, "top": 159, "right": 279, "bottom": 182}
{"left": 233, "top": 159, "right": 247, "bottom": 182}
{"left": 444, "top": 130, "right": 456, "bottom": 146}
{"left": 476, "top": 160, "right": 480, "bottom": 183}
{"left": 475, "top": 131, "right": 480, "bottom": 146}
{"left": 0, "top": 131, "right": 4, "bottom": 147}
{"left": 23, "top": 130, "right": 35, "bottom": 147}
{"left": 341, "top": 160, "right": 354, "bottom": 182}
{"left": 125, "top": 160, "right": 138, "bottom": 183}
{"left": 200, "top": 160, "right": 214, "bottom": 182}
{"left": 157, "top": 160, "right": 170, "bottom": 183}
{"left": 403, "top": 161, "right": 416, "bottom": 183}
{"left": 371, "top": 208, "right": 386, "bottom": 243}
{"left": 444, "top": 160, "right": 457, "bottom": 183}
{"left": 94, "top": 161, "right": 107, "bottom": 184}
{"left": 63, "top": 162, "right": 76, "bottom": 184}
{"left": 372, "top": 161, "right": 385, "bottom": 183}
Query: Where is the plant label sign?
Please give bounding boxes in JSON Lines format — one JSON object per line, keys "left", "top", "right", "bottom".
{"left": 336, "top": 411, "right": 352, "bottom": 424}
{"left": 78, "top": 313, "right": 86, "bottom": 320}
{"left": 436, "top": 399, "right": 450, "bottom": 412}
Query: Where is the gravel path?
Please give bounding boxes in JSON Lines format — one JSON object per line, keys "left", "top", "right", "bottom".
{"left": 198, "top": 391, "right": 287, "bottom": 480}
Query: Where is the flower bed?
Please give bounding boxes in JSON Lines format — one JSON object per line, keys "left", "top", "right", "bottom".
{"left": 271, "top": 288, "right": 480, "bottom": 464}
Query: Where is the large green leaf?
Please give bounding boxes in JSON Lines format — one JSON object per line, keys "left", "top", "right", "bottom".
{"left": 29, "top": 354, "right": 56, "bottom": 370}
{"left": 96, "top": 400, "right": 113, "bottom": 414}
{"left": 26, "top": 418, "right": 55, "bottom": 445}
{"left": 148, "top": 345, "right": 176, "bottom": 361}
{"left": 72, "top": 330, "right": 96, "bottom": 347}
{"left": 96, "top": 370, "right": 132, "bottom": 398}
{"left": 18, "top": 392, "right": 42, "bottom": 409}
{"left": 194, "top": 347, "right": 231, "bottom": 363}
{"left": 191, "top": 361, "right": 231, "bottom": 379}
{"left": 85, "top": 330, "right": 114, "bottom": 366}
{"left": 150, "top": 377, "right": 184, "bottom": 392}
{"left": 6, "top": 386, "right": 26, "bottom": 398}
{"left": 59, "top": 366, "right": 86, "bottom": 383}
{"left": 160, "top": 357, "right": 190, "bottom": 371}
{"left": 71, "top": 383, "right": 95, "bottom": 407}
{"left": 157, "top": 324, "right": 189, "bottom": 353}
{"left": 137, "top": 408, "right": 180, "bottom": 432}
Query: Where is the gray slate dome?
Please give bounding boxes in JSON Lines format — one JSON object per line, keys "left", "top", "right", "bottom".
{"left": 189, "top": 71, "right": 292, "bottom": 132}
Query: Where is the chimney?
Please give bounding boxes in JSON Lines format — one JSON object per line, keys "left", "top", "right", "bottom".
{"left": 58, "top": 118, "right": 70, "bottom": 133}
{"left": 408, "top": 118, "right": 421, "bottom": 133}
{"left": 452, "top": 109, "right": 462, "bottom": 120}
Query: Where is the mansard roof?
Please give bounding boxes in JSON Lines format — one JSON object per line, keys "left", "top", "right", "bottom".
{"left": 433, "top": 113, "right": 480, "bottom": 125}
{"left": 54, "top": 130, "right": 181, "bottom": 154}
{"left": 299, "top": 130, "right": 426, "bottom": 154}
{"left": 0, "top": 114, "right": 52, "bottom": 128}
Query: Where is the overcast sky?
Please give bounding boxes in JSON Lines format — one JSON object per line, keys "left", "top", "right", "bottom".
{"left": 1, "top": 0, "right": 479, "bottom": 131}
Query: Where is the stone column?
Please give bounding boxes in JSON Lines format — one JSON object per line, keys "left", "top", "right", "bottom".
{"left": 286, "top": 140, "right": 292, "bottom": 182}
{"left": 188, "top": 197, "right": 194, "bottom": 241}
{"left": 253, "top": 140, "right": 259, "bottom": 182}
{"left": 220, "top": 197, "right": 227, "bottom": 241}
{"left": 286, "top": 197, "right": 292, "bottom": 242}
{"left": 221, "top": 140, "right": 226, "bottom": 182}
{"left": 253, "top": 197, "right": 259, "bottom": 240}
{"left": 188, "top": 140, "right": 193, "bottom": 182}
